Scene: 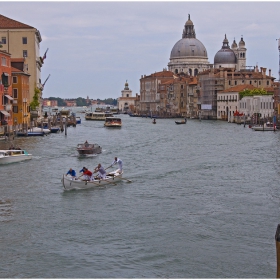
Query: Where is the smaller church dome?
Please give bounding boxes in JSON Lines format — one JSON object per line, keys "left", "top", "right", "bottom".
{"left": 231, "top": 39, "right": 237, "bottom": 50}
{"left": 239, "top": 37, "right": 245, "bottom": 47}
{"left": 214, "top": 34, "right": 237, "bottom": 65}
{"left": 124, "top": 80, "right": 129, "bottom": 90}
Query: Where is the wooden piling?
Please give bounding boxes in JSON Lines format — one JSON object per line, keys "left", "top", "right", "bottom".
{"left": 275, "top": 224, "right": 280, "bottom": 278}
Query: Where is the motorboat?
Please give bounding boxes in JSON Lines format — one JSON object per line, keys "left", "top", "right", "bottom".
{"left": 251, "top": 122, "right": 277, "bottom": 131}
{"left": 28, "top": 127, "right": 51, "bottom": 134}
{"left": 104, "top": 117, "right": 122, "bottom": 128}
{"left": 0, "top": 149, "right": 32, "bottom": 164}
{"left": 62, "top": 169, "right": 123, "bottom": 190}
{"left": 77, "top": 142, "right": 102, "bottom": 155}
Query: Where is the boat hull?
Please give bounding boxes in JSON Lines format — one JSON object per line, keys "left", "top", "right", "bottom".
{"left": 175, "top": 121, "right": 186, "bottom": 124}
{"left": 252, "top": 126, "right": 277, "bottom": 131}
{"left": 62, "top": 170, "right": 123, "bottom": 190}
{"left": 77, "top": 143, "right": 102, "bottom": 155}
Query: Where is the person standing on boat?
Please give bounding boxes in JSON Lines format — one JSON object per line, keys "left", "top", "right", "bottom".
{"left": 94, "top": 163, "right": 106, "bottom": 179}
{"left": 111, "top": 157, "right": 123, "bottom": 172}
{"left": 66, "top": 168, "right": 76, "bottom": 178}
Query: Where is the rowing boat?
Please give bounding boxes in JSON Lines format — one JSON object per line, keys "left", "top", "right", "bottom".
{"left": 62, "top": 169, "right": 123, "bottom": 190}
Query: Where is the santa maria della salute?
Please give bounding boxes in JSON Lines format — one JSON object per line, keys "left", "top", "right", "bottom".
{"left": 167, "top": 14, "right": 247, "bottom": 75}
{"left": 132, "top": 14, "right": 277, "bottom": 121}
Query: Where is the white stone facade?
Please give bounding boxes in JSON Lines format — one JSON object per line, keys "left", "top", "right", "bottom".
{"left": 217, "top": 91, "right": 239, "bottom": 121}
{"left": 117, "top": 81, "right": 136, "bottom": 113}
{"left": 238, "top": 95, "right": 274, "bottom": 119}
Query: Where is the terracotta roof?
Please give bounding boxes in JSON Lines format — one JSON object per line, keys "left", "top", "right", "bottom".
{"left": 0, "top": 14, "right": 34, "bottom": 29}
{"left": 263, "top": 87, "right": 274, "bottom": 92}
{"left": 189, "top": 77, "right": 198, "bottom": 85}
{"left": 222, "top": 84, "right": 256, "bottom": 93}
{"left": 161, "top": 79, "right": 176, "bottom": 85}
{"left": 146, "top": 71, "right": 174, "bottom": 78}
{"left": 11, "top": 67, "right": 21, "bottom": 72}
{"left": 11, "top": 58, "right": 25, "bottom": 62}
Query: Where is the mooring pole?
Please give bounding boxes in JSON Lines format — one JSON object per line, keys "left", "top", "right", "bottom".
{"left": 275, "top": 224, "right": 280, "bottom": 278}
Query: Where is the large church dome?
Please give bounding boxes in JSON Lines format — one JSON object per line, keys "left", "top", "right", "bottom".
{"left": 170, "top": 38, "right": 208, "bottom": 58}
{"left": 214, "top": 34, "right": 237, "bottom": 67}
{"left": 168, "top": 15, "right": 210, "bottom": 76}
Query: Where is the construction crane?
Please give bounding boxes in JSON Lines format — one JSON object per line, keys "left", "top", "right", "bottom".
{"left": 40, "top": 74, "right": 50, "bottom": 91}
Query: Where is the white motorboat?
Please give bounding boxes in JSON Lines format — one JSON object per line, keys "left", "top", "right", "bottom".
{"left": 62, "top": 169, "right": 123, "bottom": 190}
{"left": 251, "top": 122, "right": 277, "bottom": 131}
{"left": 28, "top": 127, "right": 51, "bottom": 134}
{"left": 0, "top": 149, "right": 32, "bottom": 164}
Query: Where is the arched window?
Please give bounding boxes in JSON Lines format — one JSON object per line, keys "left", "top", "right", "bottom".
{"left": 175, "top": 69, "right": 178, "bottom": 74}
{"left": 194, "top": 69, "right": 198, "bottom": 76}
{"left": 189, "top": 69, "right": 192, "bottom": 76}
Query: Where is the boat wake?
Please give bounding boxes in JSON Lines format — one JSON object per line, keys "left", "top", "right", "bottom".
{"left": 78, "top": 154, "right": 99, "bottom": 158}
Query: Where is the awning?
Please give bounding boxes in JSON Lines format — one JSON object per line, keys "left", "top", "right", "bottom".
{"left": 5, "top": 95, "right": 13, "bottom": 100}
{"left": 0, "top": 110, "right": 10, "bottom": 116}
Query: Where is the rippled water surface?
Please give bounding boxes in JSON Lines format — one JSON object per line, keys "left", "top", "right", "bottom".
{"left": 1, "top": 111, "right": 280, "bottom": 278}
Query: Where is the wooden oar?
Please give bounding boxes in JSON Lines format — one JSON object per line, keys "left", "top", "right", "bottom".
{"left": 120, "top": 177, "right": 132, "bottom": 183}
{"left": 105, "top": 165, "right": 112, "bottom": 170}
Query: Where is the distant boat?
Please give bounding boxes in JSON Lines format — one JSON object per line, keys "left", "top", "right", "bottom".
{"left": 0, "top": 149, "right": 32, "bottom": 164}
{"left": 85, "top": 112, "right": 113, "bottom": 121}
{"left": 76, "top": 116, "right": 81, "bottom": 124}
{"left": 251, "top": 122, "right": 277, "bottom": 131}
{"left": 104, "top": 117, "right": 122, "bottom": 128}
{"left": 175, "top": 119, "right": 186, "bottom": 125}
{"left": 77, "top": 142, "right": 102, "bottom": 155}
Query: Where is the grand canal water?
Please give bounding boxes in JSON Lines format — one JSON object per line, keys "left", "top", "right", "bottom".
{"left": 1, "top": 109, "right": 280, "bottom": 278}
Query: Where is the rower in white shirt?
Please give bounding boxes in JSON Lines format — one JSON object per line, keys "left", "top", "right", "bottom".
{"left": 111, "top": 157, "right": 123, "bottom": 173}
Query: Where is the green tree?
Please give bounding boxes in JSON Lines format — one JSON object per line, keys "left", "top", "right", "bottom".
{"left": 239, "top": 88, "right": 272, "bottom": 100}
{"left": 76, "top": 97, "right": 88, "bottom": 106}
{"left": 30, "top": 87, "right": 40, "bottom": 110}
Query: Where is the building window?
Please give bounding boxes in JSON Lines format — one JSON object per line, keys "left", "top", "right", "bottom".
{"left": 22, "top": 37, "right": 27, "bottom": 44}
{"left": 12, "top": 76, "right": 17, "bottom": 84}
{"left": 267, "top": 81, "right": 269, "bottom": 86}
{"left": 1, "top": 37, "right": 6, "bottom": 44}
{"left": 1, "top": 57, "right": 7, "bottom": 66}
{"left": 23, "top": 50, "right": 28, "bottom": 58}
{"left": 126, "top": 94, "right": 129, "bottom": 97}
{"left": 13, "top": 88, "right": 18, "bottom": 99}
{"left": 229, "top": 80, "right": 231, "bottom": 85}
{"left": 235, "top": 81, "right": 237, "bottom": 85}
{"left": 13, "top": 105, "right": 18, "bottom": 113}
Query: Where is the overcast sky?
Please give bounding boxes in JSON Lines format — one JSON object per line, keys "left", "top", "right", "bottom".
{"left": 1, "top": 1, "right": 280, "bottom": 100}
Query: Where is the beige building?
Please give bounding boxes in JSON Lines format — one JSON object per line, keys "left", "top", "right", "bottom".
{"left": 117, "top": 81, "right": 136, "bottom": 113}
{"left": 0, "top": 14, "right": 44, "bottom": 116}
